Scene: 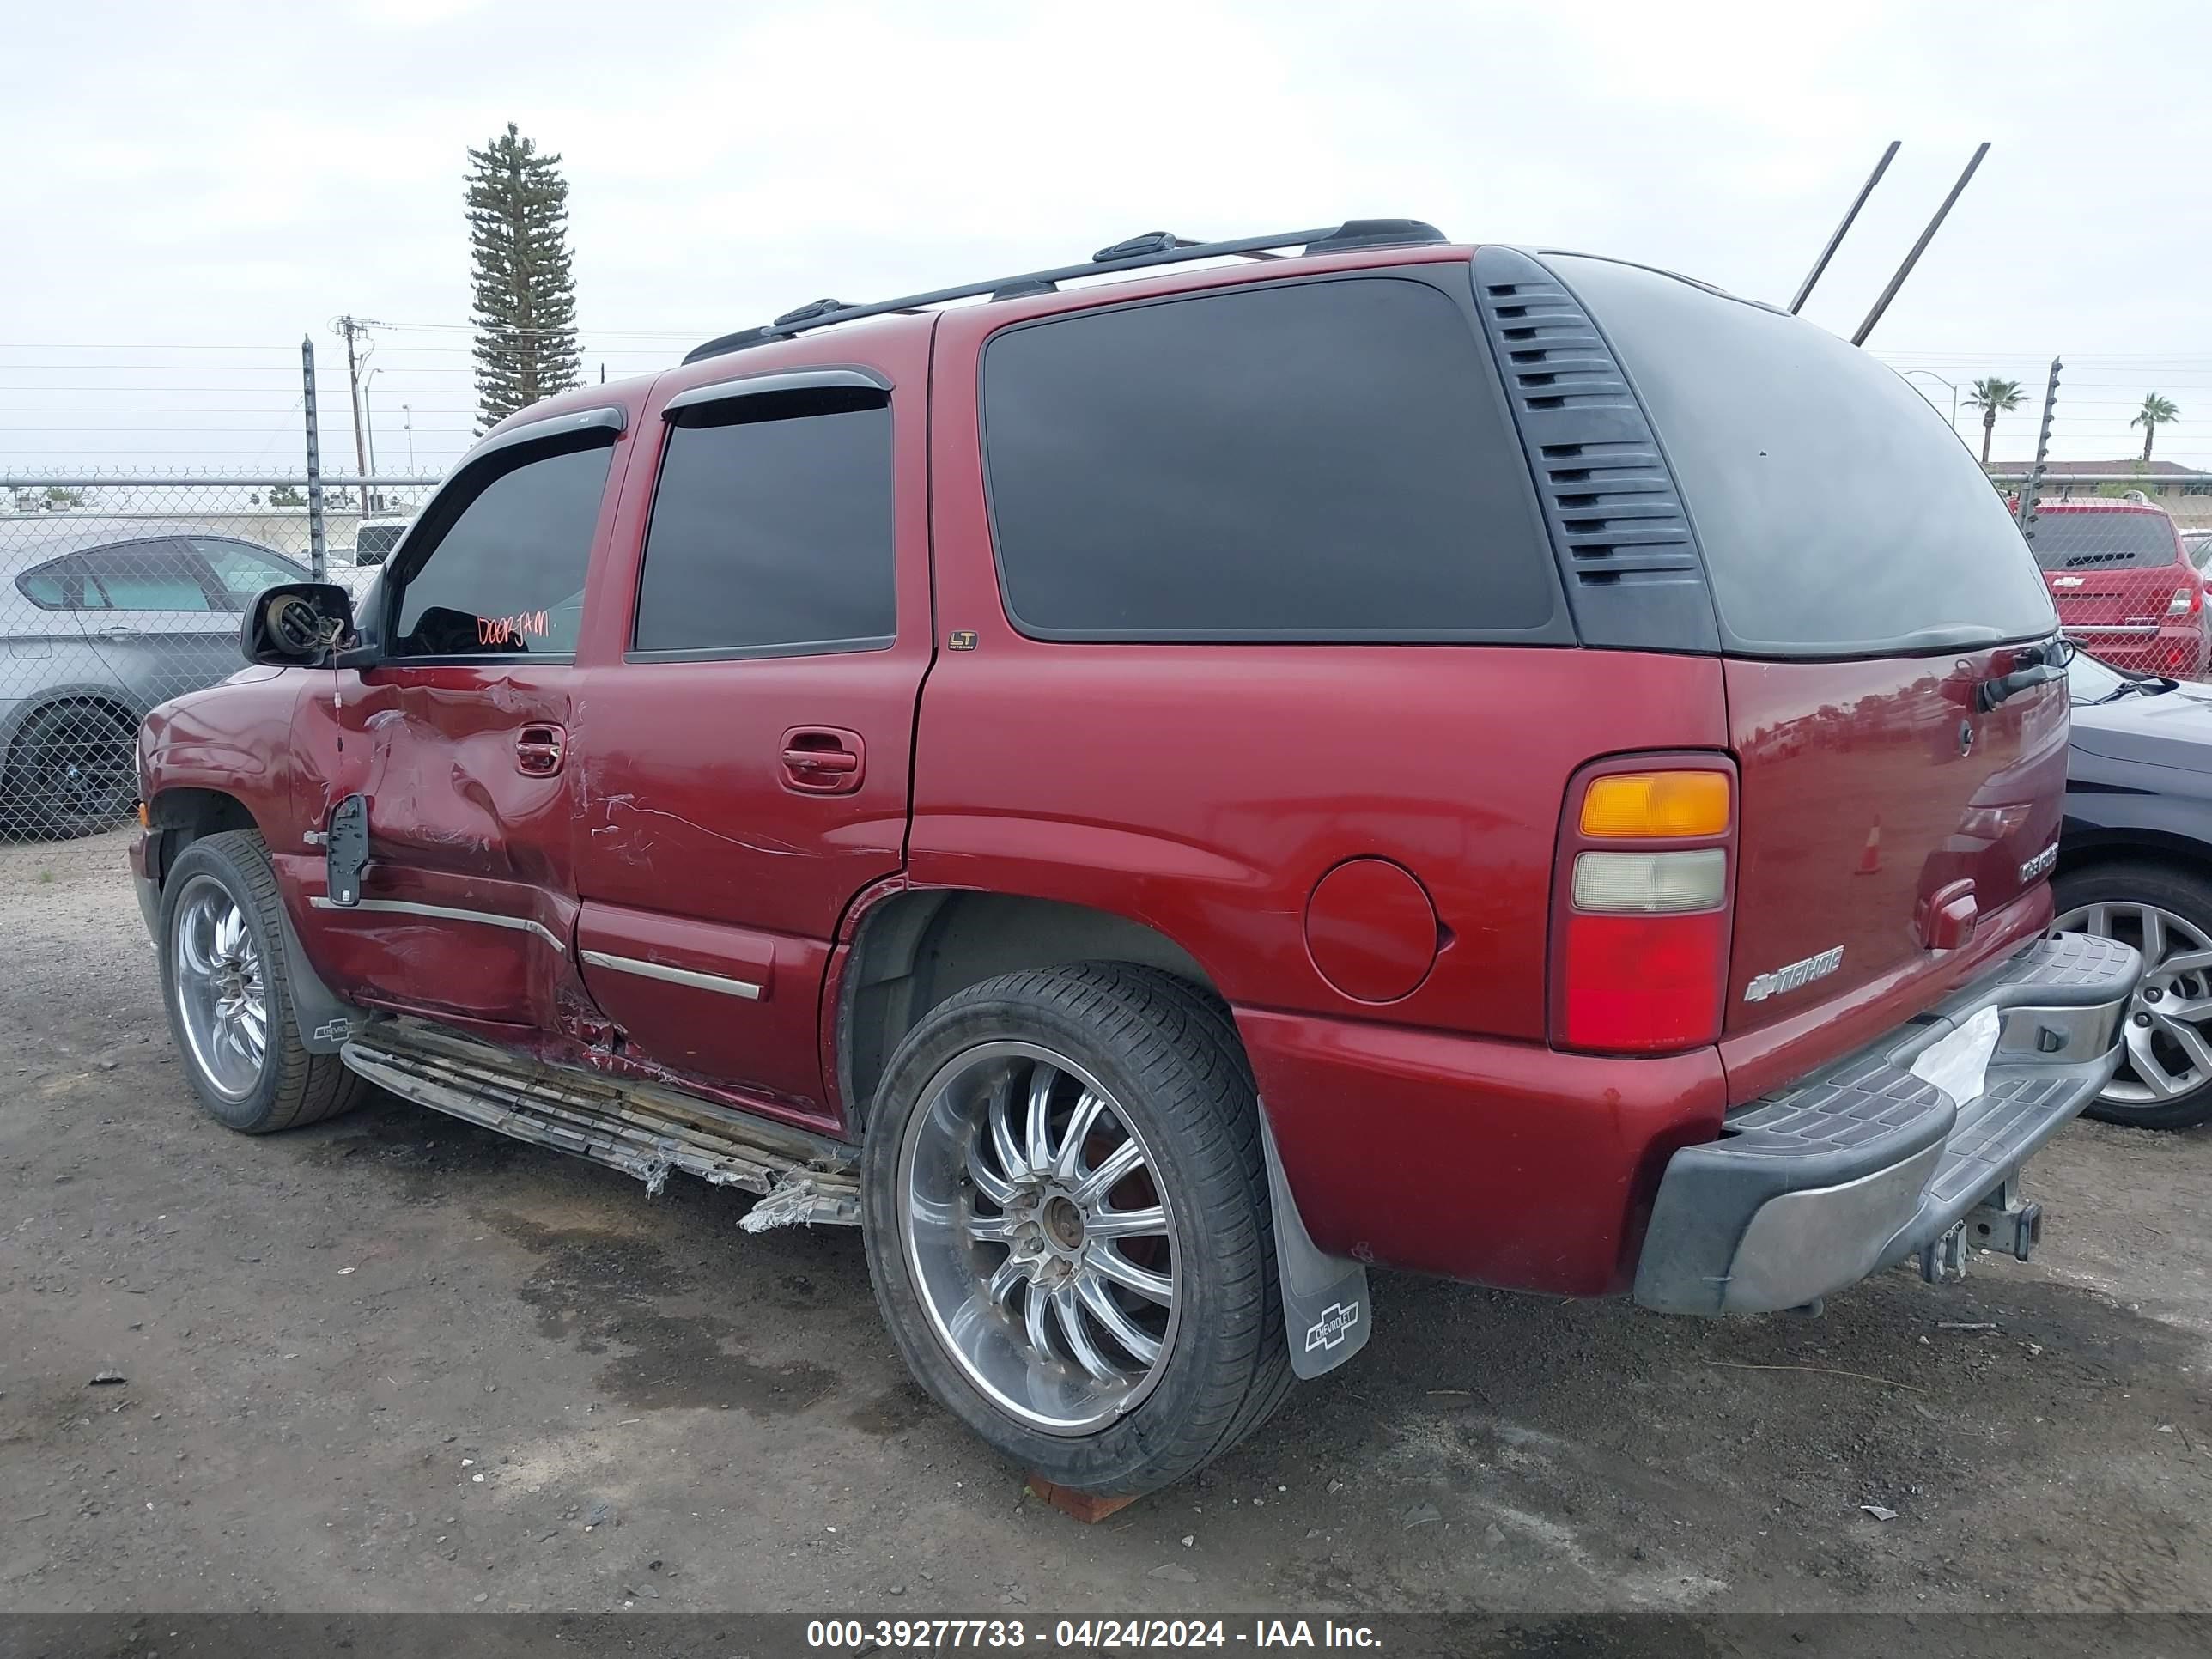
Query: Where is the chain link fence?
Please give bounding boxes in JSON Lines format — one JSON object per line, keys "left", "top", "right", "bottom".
{"left": 2, "top": 334, "right": 2207, "bottom": 842}
{"left": 0, "top": 475, "right": 436, "bottom": 840}
{"left": 1993, "top": 474, "right": 2212, "bottom": 680}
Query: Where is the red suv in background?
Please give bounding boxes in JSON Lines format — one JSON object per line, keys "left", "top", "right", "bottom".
{"left": 131, "top": 222, "right": 2141, "bottom": 1498}
{"left": 2028, "top": 499, "right": 2207, "bottom": 676}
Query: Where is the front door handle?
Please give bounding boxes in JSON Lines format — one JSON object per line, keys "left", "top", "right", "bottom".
{"left": 781, "top": 727, "right": 866, "bottom": 794}
{"left": 515, "top": 723, "right": 567, "bottom": 777}
{"left": 96, "top": 624, "right": 140, "bottom": 639}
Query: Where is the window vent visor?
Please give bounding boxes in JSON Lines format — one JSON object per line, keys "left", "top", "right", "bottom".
{"left": 1470, "top": 246, "right": 1720, "bottom": 653}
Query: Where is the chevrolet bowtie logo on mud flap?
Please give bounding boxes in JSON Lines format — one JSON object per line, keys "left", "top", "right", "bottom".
{"left": 1304, "top": 1301, "right": 1362, "bottom": 1353}
{"left": 1743, "top": 945, "right": 1845, "bottom": 1004}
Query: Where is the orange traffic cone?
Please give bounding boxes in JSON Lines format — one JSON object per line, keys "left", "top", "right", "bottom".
{"left": 1856, "top": 823, "right": 1882, "bottom": 875}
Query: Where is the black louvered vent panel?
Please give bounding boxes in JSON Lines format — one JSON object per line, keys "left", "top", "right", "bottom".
{"left": 1469, "top": 246, "right": 1718, "bottom": 652}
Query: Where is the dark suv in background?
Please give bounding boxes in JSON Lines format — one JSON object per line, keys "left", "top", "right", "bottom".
{"left": 132, "top": 222, "right": 2138, "bottom": 1497}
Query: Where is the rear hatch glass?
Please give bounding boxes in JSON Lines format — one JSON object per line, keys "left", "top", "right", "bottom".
{"left": 2028, "top": 510, "right": 2180, "bottom": 570}
{"left": 1549, "top": 255, "right": 2065, "bottom": 1048}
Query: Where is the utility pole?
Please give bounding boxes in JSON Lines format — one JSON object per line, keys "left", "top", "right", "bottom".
{"left": 331, "top": 314, "right": 385, "bottom": 517}
{"left": 362, "top": 368, "right": 380, "bottom": 510}
{"left": 402, "top": 404, "right": 415, "bottom": 472}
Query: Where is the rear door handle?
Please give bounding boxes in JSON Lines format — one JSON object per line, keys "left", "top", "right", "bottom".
{"left": 515, "top": 723, "right": 567, "bottom": 776}
{"left": 96, "top": 624, "right": 140, "bottom": 639}
{"left": 781, "top": 726, "right": 866, "bottom": 794}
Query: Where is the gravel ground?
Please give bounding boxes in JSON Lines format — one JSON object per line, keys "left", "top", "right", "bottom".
{"left": 3, "top": 829, "right": 2209, "bottom": 1615}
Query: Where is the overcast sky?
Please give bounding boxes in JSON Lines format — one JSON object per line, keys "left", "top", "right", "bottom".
{"left": 6, "top": 0, "right": 2209, "bottom": 473}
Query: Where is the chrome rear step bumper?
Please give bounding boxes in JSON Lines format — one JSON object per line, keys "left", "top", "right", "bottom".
{"left": 1635, "top": 933, "right": 2140, "bottom": 1316}
{"left": 341, "top": 1018, "right": 860, "bottom": 1230}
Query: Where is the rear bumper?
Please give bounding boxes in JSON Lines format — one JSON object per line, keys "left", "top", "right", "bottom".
{"left": 2062, "top": 624, "right": 2207, "bottom": 678}
{"left": 1633, "top": 933, "right": 2139, "bottom": 1315}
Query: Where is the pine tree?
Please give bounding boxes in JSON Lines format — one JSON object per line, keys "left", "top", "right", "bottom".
{"left": 466, "top": 123, "right": 582, "bottom": 431}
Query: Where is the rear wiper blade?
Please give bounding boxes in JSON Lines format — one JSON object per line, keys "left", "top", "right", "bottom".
{"left": 1977, "top": 640, "right": 2068, "bottom": 712}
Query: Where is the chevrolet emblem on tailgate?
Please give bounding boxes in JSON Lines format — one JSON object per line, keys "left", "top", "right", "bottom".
{"left": 1743, "top": 945, "right": 1845, "bottom": 1003}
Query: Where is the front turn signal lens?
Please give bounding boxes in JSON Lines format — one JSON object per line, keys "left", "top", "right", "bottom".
{"left": 1579, "top": 770, "right": 1731, "bottom": 839}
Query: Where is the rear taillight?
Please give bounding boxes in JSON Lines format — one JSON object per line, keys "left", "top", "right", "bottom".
{"left": 2170, "top": 570, "right": 2203, "bottom": 616}
{"left": 1555, "top": 763, "right": 1735, "bottom": 1054}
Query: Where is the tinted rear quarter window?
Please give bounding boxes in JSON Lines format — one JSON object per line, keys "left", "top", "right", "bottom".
{"left": 634, "top": 402, "right": 894, "bottom": 657}
{"left": 1551, "top": 255, "right": 2056, "bottom": 654}
{"left": 981, "top": 276, "right": 1562, "bottom": 641}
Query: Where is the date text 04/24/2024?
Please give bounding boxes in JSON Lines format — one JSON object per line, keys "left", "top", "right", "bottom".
{"left": 805, "top": 1619, "right": 1383, "bottom": 1649}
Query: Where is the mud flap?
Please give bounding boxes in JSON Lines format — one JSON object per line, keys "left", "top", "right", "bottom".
{"left": 1259, "top": 1109, "right": 1371, "bottom": 1378}
{"left": 325, "top": 793, "right": 370, "bottom": 908}
{"left": 275, "top": 897, "right": 367, "bottom": 1054}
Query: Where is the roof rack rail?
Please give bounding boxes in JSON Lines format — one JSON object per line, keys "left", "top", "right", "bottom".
{"left": 682, "top": 219, "right": 1449, "bottom": 364}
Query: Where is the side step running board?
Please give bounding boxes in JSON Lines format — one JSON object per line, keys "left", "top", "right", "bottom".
{"left": 340, "top": 1018, "right": 860, "bottom": 1230}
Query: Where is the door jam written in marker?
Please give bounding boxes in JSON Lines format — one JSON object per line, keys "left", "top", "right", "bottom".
{"left": 478, "top": 610, "right": 551, "bottom": 647}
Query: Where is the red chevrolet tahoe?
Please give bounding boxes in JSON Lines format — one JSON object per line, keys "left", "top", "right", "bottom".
{"left": 132, "top": 222, "right": 2139, "bottom": 1497}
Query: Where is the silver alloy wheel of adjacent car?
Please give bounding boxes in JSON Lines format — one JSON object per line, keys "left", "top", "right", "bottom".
{"left": 897, "top": 1039, "right": 1181, "bottom": 1436}
{"left": 170, "top": 872, "right": 270, "bottom": 1103}
{"left": 2053, "top": 899, "right": 2212, "bottom": 1104}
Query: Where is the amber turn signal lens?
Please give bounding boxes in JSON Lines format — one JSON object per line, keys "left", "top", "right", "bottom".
{"left": 1579, "top": 771, "right": 1730, "bottom": 839}
{"left": 137, "top": 801, "right": 149, "bottom": 830}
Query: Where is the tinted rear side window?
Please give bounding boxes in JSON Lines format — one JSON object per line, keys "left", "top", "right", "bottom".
{"left": 1551, "top": 255, "right": 2056, "bottom": 655}
{"left": 981, "top": 276, "right": 1561, "bottom": 641}
{"left": 2026, "top": 511, "right": 2180, "bottom": 570}
{"left": 634, "top": 404, "right": 894, "bottom": 657}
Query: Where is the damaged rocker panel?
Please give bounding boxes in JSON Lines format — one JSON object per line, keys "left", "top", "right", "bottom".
{"left": 339, "top": 1017, "right": 860, "bottom": 1230}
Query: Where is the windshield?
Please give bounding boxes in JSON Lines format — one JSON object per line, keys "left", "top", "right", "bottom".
{"left": 2068, "top": 653, "right": 2131, "bottom": 702}
{"left": 2027, "top": 510, "right": 2179, "bottom": 571}
{"left": 2068, "top": 651, "right": 2175, "bottom": 704}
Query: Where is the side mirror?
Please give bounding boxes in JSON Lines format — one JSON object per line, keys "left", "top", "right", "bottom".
{"left": 240, "top": 582, "right": 356, "bottom": 667}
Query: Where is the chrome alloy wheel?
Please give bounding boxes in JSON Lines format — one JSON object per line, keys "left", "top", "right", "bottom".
{"left": 171, "top": 874, "right": 269, "bottom": 1103}
{"left": 897, "top": 1041, "right": 1180, "bottom": 1435}
{"left": 2054, "top": 899, "right": 2212, "bottom": 1105}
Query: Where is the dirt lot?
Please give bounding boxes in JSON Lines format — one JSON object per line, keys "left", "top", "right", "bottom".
{"left": 3, "top": 829, "right": 2209, "bottom": 1616}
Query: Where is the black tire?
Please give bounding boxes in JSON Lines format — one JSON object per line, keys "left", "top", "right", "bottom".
{"left": 860, "top": 962, "right": 1293, "bottom": 1497}
{"left": 2054, "top": 860, "right": 2212, "bottom": 1130}
{"left": 157, "top": 829, "right": 366, "bottom": 1134}
{"left": 3, "top": 702, "right": 138, "bottom": 839}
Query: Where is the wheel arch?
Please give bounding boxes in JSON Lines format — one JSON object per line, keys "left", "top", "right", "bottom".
{"left": 2055, "top": 830, "right": 2212, "bottom": 889}
{"left": 836, "top": 887, "right": 1222, "bottom": 1122}
{"left": 143, "top": 786, "right": 259, "bottom": 886}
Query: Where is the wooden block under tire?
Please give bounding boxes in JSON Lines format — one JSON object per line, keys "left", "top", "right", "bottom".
{"left": 1026, "top": 1474, "right": 1139, "bottom": 1523}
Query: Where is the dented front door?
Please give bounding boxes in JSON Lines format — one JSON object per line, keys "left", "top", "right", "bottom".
{"left": 290, "top": 664, "right": 580, "bottom": 1029}
{"left": 284, "top": 411, "right": 629, "bottom": 1031}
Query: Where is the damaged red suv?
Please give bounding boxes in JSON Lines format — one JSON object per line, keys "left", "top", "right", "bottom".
{"left": 133, "top": 222, "right": 2138, "bottom": 1497}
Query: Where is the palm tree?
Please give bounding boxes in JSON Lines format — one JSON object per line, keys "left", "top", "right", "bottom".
{"left": 1964, "top": 376, "right": 2026, "bottom": 466}
{"left": 2132, "top": 393, "right": 2181, "bottom": 464}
